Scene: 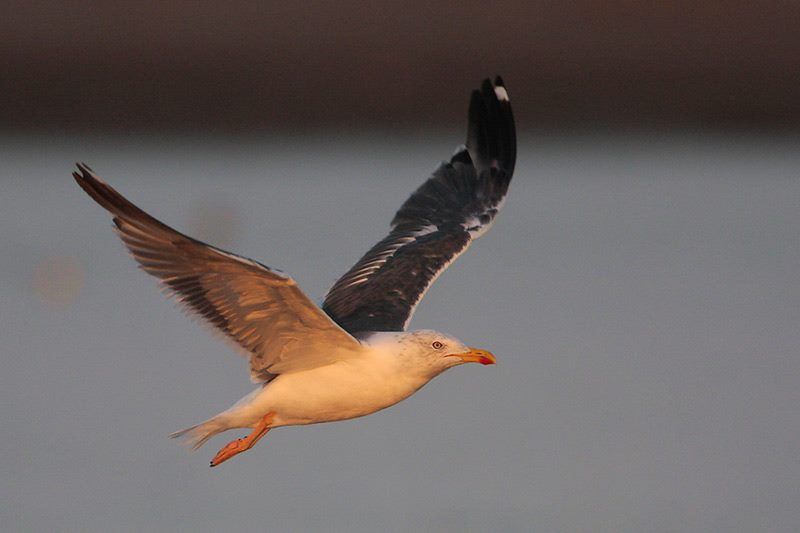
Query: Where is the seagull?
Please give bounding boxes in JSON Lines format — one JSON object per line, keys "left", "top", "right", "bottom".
{"left": 75, "top": 76, "right": 516, "bottom": 467}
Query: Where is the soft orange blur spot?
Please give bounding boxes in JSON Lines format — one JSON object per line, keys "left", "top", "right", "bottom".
{"left": 32, "top": 256, "right": 85, "bottom": 307}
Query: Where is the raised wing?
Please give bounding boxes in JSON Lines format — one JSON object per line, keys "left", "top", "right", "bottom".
{"left": 74, "top": 164, "right": 362, "bottom": 382}
{"left": 322, "top": 77, "right": 516, "bottom": 333}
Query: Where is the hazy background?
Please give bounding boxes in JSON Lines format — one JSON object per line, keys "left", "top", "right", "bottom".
{"left": 2, "top": 3, "right": 799, "bottom": 532}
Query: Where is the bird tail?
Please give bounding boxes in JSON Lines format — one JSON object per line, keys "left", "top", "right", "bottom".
{"left": 465, "top": 76, "right": 516, "bottom": 179}
{"left": 170, "top": 418, "right": 226, "bottom": 450}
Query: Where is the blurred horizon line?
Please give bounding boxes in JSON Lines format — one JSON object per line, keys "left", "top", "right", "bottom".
{"left": 3, "top": 3, "right": 799, "bottom": 133}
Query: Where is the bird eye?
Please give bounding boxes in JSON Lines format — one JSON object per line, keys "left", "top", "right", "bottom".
{"left": 432, "top": 341, "right": 444, "bottom": 350}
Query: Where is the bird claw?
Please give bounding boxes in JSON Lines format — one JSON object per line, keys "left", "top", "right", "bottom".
{"left": 209, "top": 438, "right": 248, "bottom": 467}
{"left": 208, "top": 412, "right": 275, "bottom": 467}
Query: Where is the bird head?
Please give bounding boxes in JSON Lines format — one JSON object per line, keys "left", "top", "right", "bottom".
{"left": 368, "top": 330, "right": 496, "bottom": 378}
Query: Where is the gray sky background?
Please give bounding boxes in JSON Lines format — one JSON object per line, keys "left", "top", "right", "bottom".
{"left": 1, "top": 131, "right": 799, "bottom": 532}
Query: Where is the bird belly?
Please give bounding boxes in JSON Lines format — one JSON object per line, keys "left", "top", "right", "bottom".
{"left": 250, "top": 360, "right": 424, "bottom": 427}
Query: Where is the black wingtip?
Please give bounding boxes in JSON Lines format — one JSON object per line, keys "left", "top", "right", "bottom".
{"left": 73, "top": 162, "right": 99, "bottom": 191}
{"left": 450, "top": 146, "right": 473, "bottom": 166}
{"left": 73, "top": 163, "right": 112, "bottom": 206}
{"left": 466, "top": 76, "right": 516, "bottom": 179}
{"left": 72, "top": 162, "right": 85, "bottom": 182}
{"left": 73, "top": 162, "right": 96, "bottom": 195}
{"left": 73, "top": 163, "right": 154, "bottom": 226}
{"left": 73, "top": 162, "right": 94, "bottom": 181}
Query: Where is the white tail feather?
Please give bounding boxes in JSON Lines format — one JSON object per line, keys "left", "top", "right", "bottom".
{"left": 170, "top": 418, "right": 225, "bottom": 450}
{"left": 169, "top": 387, "right": 264, "bottom": 450}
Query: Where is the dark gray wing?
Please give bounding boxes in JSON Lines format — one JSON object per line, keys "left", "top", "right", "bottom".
{"left": 74, "top": 164, "right": 362, "bottom": 382}
{"left": 322, "top": 77, "right": 516, "bottom": 333}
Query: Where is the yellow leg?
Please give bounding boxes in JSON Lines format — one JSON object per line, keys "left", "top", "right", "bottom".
{"left": 210, "top": 412, "right": 275, "bottom": 467}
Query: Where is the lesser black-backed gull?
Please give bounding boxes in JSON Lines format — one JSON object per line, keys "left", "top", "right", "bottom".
{"left": 74, "top": 76, "right": 516, "bottom": 466}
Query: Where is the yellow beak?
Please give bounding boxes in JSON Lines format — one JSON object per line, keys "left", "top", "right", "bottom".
{"left": 450, "top": 347, "right": 497, "bottom": 365}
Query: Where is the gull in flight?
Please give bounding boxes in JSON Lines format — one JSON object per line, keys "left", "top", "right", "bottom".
{"left": 75, "top": 77, "right": 516, "bottom": 467}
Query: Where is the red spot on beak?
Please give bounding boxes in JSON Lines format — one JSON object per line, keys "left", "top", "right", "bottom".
{"left": 452, "top": 347, "right": 497, "bottom": 365}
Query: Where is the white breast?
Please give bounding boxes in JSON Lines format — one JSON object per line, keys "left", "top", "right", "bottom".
{"left": 246, "top": 349, "right": 429, "bottom": 427}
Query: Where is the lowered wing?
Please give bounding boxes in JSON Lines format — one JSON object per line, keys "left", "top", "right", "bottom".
{"left": 75, "top": 164, "right": 362, "bottom": 382}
